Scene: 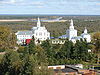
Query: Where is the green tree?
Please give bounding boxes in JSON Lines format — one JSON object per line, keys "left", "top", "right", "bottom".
{"left": 24, "top": 36, "right": 36, "bottom": 55}
{"left": 19, "top": 54, "right": 39, "bottom": 75}
{"left": 92, "top": 32, "right": 100, "bottom": 64}
{"left": 0, "top": 26, "right": 16, "bottom": 51}
{"left": 73, "top": 39, "right": 89, "bottom": 61}
{"left": 41, "top": 40, "right": 51, "bottom": 50}
{"left": 60, "top": 40, "right": 73, "bottom": 59}
{"left": 41, "top": 40, "right": 55, "bottom": 65}
{"left": 34, "top": 45, "right": 54, "bottom": 75}
{"left": 73, "top": 40, "right": 81, "bottom": 60}
{"left": 0, "top": 50, "right": 22, "bottom": 75}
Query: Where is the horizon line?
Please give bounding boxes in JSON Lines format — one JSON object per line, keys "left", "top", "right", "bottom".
{"left": 0, "top": 14, "right": 100, "bottom": 16}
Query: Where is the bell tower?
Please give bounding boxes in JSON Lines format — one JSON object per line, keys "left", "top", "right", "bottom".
{"left": 37, "top": 17, "right": 41, "bottom": 27}
{"left": 66, "top": 19, "right": 77, "bottom": 40}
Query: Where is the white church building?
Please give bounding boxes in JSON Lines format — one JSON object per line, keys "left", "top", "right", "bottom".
{"left": 56, "top": 19, "right": 91, "bottom": 43}
{"left": 15, "top": 18, "right": 50, "bottom": 45}
{"left": 16, "top": 18, "right": 91, "bottom": 45}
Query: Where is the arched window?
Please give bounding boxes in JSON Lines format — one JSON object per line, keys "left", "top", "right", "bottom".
{"left": 39, "top": 32, "right": 42, "bottom": 36}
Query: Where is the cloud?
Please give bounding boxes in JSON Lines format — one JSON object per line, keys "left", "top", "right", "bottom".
{"left": 0, "top": 0, "right": 16, "bottom": 4}
{"left": 0, "top": 0, "right": 45, "bottom": 8}
{"left": 0, "top": 0, "right": 99, "bottom": 9}
{"left": 10, "top": 0, "right": 16, "bottom": 3}
{"left": 0, "top": 0, "right": 44, "bottom": 5}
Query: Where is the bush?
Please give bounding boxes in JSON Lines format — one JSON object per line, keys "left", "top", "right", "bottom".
{"left": 0, "top": 49, "right": 5, "bottom": 52}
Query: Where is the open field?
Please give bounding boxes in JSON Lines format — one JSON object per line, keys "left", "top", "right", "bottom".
{"left": 0, "top": 15, "right": 100, "bottom": 37}
{"left": 0, "top": 19, "right": 27, "bottom": 22}
{"left": 0, "top": 19, "right": 67, "bottom": 22}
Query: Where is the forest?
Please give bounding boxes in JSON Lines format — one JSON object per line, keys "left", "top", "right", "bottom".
{"left": 0, "top": 15, "right": 100, "bottom": 75}
{"left": 0, "top": 26, "right": 100, "bottom": 75}
{"left": 0, "top": 30, "right": 100, "bottom": 75}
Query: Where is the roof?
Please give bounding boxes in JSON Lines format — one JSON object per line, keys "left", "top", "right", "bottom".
{"left": 54, "top": 67, "right": 77, "bottom": 73}
{"left": 31, "top": 27, "right": 38, "bottom": 30}
{"left": 58, "top": 35, "right": 68, "bottom": 38}
{"left": 54, "top": 65, "right": 85, "bottom": 73}
{"left": 72, "top": 36, "right": 82, "bottom": 40}
{"left": 65, "top": 65, "right": 83, "bottom": 70}
{"left": 26, "top": 39, "right": 32, "bottom": 44}
{"left": 50, "top": 37, "right": 55, "bottom": 39}
{"left": 16, "top": 31, "right": 33, "bottom": 35}
{"left": 81, "top": 33, "right": 90, "bottom": 36}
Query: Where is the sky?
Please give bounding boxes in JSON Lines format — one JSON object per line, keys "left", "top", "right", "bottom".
{"left": 0, "top": 0, "right": 100, "bottom": 15}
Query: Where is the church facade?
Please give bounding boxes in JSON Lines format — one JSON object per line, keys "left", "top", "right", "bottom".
{"left": 57, "top": 19, "right": 91, "bottom": 43}
{"left": 15, "top": 18, "right": 50, "bottom": 45}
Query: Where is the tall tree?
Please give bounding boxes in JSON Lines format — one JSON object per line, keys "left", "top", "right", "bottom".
{"left": 19, "top": 54, "right": 39, "bottom": 75}
{"left": 0, "top": 26, "right": 16, "bottom": 51}
{"left": 73, "top": 39, "right": 89, "bottom": 61}
{"left": 0, "top": 50, "right": 22, "bottom": 75}
{"left": 24, "top": 36, "right": 36, "bottom": 55}
{"left": 92, "top": 32, "right": 100, "bottom": 64}
{"left": 60, "top": 40, "right": 73, "bottom": 59}
{"left": 41, "top": 40, "right": 55, "bottom": 65}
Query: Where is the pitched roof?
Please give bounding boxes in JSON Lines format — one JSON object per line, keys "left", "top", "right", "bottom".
{"left": 54, "top": 65, "right": 84, "bottom": 73}
{"left": 58, "top": 35, "right": 68, "bottom": 38}
{"left": 54, "top": 67, "right": 77, "bottom": 73}
{"left": 16, "top": 31, "right": 33, "bottom": 35}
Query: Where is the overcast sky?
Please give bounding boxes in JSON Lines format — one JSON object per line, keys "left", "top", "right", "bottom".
{"left": 0, "top": 0, "right": 100, "bottom": 15}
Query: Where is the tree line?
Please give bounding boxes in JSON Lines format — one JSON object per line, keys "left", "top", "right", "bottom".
{"left": 0, "top": 19, "right": 100, "bottom": 37}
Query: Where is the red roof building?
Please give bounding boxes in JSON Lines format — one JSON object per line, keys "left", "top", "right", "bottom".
{"left": 26, "top": 39, "right": 32, "bottom": 44}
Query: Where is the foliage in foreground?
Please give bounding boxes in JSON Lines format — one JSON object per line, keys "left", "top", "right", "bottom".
{"left": 0, "top": 38, "right": 54, "bottom": 75}
{"left": 0, "top": 26, "right": 99, "bottom": 75}
{"left": 0, "top": 26, "right": 16, "bottom": 52}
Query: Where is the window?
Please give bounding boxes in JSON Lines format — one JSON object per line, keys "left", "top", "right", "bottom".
{"left": 36, "top": 33, "right": 37, "bottom": 36}
{"left": 56, "top": 67, "right": 61, "bottom": 69}
{"left": 44, "top": 33, "right": 45, "bottom": 36}
{"left": 39, "top": 32, "right": 42, "bottom": 36}
{"left": 47, "top": 33, "right": 49, "bottom": 36}
{"left": 48, "top": 67, "right": 53, "bottom": 69}
{"left": 39, "top": 38, "right": 42, "bottom": 40}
